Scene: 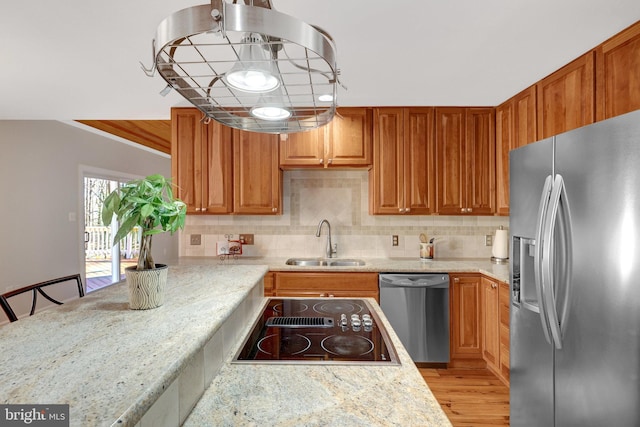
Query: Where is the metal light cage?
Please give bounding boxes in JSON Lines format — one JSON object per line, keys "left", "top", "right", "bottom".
{"left": 150, "top": 0, "right": 339, "bottom": 133}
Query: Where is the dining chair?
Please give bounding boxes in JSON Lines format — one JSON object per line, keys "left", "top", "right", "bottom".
{"left": 0, "top": 274, "right": 84, "bottom": 322}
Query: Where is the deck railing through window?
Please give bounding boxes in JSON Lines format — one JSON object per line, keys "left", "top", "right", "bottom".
{"left": 85, "top": 226, "right": 141, "bottom": 260}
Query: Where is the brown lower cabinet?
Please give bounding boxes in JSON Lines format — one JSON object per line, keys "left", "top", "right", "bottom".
{"left": 449, "top": 273, "right": 484, "bottom": 367}
{"left": 482, "top": 277, "right": 500, "bottom": 372}
{"left": 498, "top": 281, "right": 510, "bottom": 383}
{"left": 265, "top": 271, "right": 509, "bottom": 383}
{"left": 267, "top": 271, "right": 379, "bottom": 302}
{"left": 450, "top": 272, "right": 510, "bottom": 385}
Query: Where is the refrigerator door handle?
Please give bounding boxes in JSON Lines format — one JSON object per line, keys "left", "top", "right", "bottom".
{"left": 542, "top": 174, "right": 573, "bottom": 349}
{"left": 533, "top": 174, "right": 554, "bottom": 344}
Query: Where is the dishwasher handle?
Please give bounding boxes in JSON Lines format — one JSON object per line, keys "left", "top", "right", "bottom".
{"left": 379, "top": 274, "right": 449, "bottom": 289}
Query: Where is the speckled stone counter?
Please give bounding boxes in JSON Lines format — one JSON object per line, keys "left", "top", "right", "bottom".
{"left": 184, "top": 296, "right": 453, "bottom": 427}
{"left": 182, "top": 256, "right": 510, "bottom": 283}
{"left": 0, "top": 264, "right": 268, "bottom": 427}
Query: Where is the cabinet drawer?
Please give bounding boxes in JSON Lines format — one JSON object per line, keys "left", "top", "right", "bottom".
{"left": 274, "top": 290, "right": 379, "bottom": 300}
{"left": 275, "top": 272, "right": 378, "bottom": 291}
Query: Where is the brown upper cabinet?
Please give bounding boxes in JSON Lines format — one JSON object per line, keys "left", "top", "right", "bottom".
{"left": 279, "top": 107, "right": 373, "bottom": 169}
{"left": 370, "top": 107, "right": 436, "bottom": 215}
{"left": 233, "top": 129, "right": 282, "bottom": 214}
{"left": 495, "top": 86, "right": 537, "bottom": 215}
{"left": 435, "top": 107, "right": 496, "bottom": 215}
{"left": 537, "top": 51, "right": 595, "bottom": 139}
{"left": 171, "top": 107, "right": 281, "bottom": 215}
{"left": 171, "top": 108, "right": 233, "bottom": 214}
{"left": 596, "top": 20, "right": 640, "bottom": 121}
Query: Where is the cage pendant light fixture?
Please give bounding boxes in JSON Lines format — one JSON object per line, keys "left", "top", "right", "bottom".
{"left": 148, "top": 0, "right": 339, "bottom": 133}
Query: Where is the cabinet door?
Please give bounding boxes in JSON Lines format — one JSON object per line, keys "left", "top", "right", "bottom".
{"left": 202, "top": 121, "right": 233, "bottom": 214}
{"left": 499, "top": 281, "right": 510, "bottom": 384}
{"left": 435, "top": 108, "right": 466, "bottom": 215}
{"left": 171, "top": 108, "right": 203, "bottom": 214}
{"left": 278, "top": 127, "right": 326, "bottom": 168}
{"left": 496, "top": 87, "right": 537, "bottom": 216}
{"left": 481, "top": 277, "right": 500, "bottom": 372}
{"left": 233, "top": 130, "right": 282, "bottom": 214}
{"left": 450, "top": 274, "right": 483, "bottom": 365}
{"left": 514, "top": 86, "right": 537, "bottom": 146}
{"left": 495, "top": 100, "right": 513, "bottom": 216}
{"left": 370, "top": 108, "right": 404, "bottom": 214}
{"left": 404, "top": 108, "right": 436, "bottom": 214}
{"left": 327, "top": 107, "right": 373, "bottom": 167}
{"left": 537, "top": 51, "right": 595, "bottom": 138}
{"left": 466, "top": 108, "right": 495, "bottom": 215}
{"left": 596, "top": 21, "right": 640, "bottom": 121}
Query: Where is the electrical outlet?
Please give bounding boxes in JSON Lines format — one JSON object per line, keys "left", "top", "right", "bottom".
{"left": 190, "top": 234, "right": 201, "bottom": 245}
{"left": 239, "top": 234, "right": 254, "bottom": 245}
{"left": 392, "top": 235, "right": 399, "bottom": 247}
{"left": 485, "top": 234, "right": 493, "bottom": 246}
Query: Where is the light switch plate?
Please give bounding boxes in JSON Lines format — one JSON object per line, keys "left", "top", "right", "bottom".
{"left": 190, "top": 234, "right": 201, "bottom": 245}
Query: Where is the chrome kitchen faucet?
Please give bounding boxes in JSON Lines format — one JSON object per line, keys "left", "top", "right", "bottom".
{"left": 316, "top": 219, "right": 337, "bottom": 258}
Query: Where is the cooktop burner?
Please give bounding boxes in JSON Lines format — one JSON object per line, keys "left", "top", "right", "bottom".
{"left": 233, "top": 298, "right": 399, "bottom": 365}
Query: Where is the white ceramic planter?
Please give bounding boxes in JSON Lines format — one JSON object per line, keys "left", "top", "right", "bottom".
{"left": 125, "top": 264, "right": 168, "bottom": 310}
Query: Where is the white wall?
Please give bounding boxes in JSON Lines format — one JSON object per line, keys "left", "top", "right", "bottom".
{"left": 0, "top": 121, "right": 178, "bottom": 317}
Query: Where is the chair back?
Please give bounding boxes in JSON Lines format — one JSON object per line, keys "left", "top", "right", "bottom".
{"left": 0, "top": 274, "right": 84, "bottom": 322}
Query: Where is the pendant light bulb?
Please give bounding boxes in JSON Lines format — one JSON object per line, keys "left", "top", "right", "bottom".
{"left": 251, "top": 106, "right": 291, "bottom": 120}
{"left": 224, "top": 33, "right": 280, "bottom": 93}
{"left": 250, "top": 85, "right": 291, "bottom": 120}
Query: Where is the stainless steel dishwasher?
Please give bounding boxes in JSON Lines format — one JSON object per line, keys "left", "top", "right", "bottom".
{"left": 379, "top": 273, "right": 450, "bottom": 364}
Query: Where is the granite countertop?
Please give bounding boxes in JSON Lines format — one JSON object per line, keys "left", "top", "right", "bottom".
{"left": 0, "top": 264, "right": 268, "bottom": 426}
{"left": 184, "top": 296, "right": 453, "bottom": 427}
{"left": 180, "top": 256, "right": 510, "bottom": 284}
{"left": 0, "top": 257, "right": 499, "bottom": 426}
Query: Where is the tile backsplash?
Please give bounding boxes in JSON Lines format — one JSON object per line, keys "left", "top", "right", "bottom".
{"left": 180, "top": 170, "right": 509, "bottom": 259}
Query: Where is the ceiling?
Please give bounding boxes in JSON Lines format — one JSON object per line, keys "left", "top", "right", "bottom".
{"left": 3, "top": 1, "right": 640, "bottom": 121}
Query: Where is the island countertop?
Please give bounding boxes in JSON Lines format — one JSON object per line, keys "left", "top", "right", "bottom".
{"left": 184, "top": 296, "right": 453, "bottom": 427}
{"left": 0, "top": 264, "right": 268, "bottom": 426}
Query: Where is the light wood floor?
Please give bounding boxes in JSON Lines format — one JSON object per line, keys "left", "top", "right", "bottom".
{"left": 420, "top": 368, "right": 510, "bottom": 427}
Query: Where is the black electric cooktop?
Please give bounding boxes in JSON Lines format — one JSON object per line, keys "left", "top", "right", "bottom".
{"left": 232, "top": 298, "right": 400, "bottom": 365}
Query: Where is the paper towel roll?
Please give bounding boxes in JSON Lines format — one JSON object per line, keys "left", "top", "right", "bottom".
{"left": 492, "top": 229, "right": 509, "bottom": 260}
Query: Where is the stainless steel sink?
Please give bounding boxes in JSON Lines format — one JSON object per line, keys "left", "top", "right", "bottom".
{"left": 328, "top": 259, "right": 366, "bottom": 266}
{"left": 285, "top": 258, "right": 365, "bottom": 267}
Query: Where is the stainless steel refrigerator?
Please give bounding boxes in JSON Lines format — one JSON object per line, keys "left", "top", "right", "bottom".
{"left": 510, "top": 109, "right": 640, "bottom": 426}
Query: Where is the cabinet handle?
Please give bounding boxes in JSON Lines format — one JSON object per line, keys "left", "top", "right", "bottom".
{"left": 328, "top": 294, "right": 334, "bottom": 298}
{"left": 405, "top": 208, "right": 410, "bottom": 213}
{"left": 272, "top": 207, "right": 277, "bottom": 212}
{"left": 454, "top": 278, "right": 460, "bottom": 283}
{"left": 202, "top": 207, "right": 207, "bottom": 212}
{"left": 195, "top": 207, "right": 201, "bottom": 212}
{"left": 492, "top": 282, "right": 497, "bottom": 289}
{"left": 468, "top": 207, "right": 473, "bottom": 213}
{"left": 328, "top": 159, "right": 333, "bottom": 164}
{"left": 399, "top": 208, "right": 404, "bottom": 213}
{"left": 461, "top": 208, "right": 466, "bottom": 213}
{"left": 319, "top": 159, "right": 324, "bottom": 164}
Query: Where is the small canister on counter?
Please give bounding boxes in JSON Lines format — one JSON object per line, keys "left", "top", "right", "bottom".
{"left": 420, "top": 241, "right": 434, "bottom": 261}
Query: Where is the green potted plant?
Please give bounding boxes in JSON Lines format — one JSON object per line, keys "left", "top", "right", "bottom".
{"left": 101, "top": 174, "right": 186, "bottom": 310}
